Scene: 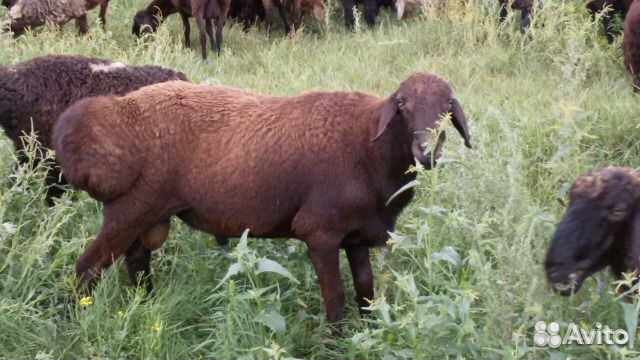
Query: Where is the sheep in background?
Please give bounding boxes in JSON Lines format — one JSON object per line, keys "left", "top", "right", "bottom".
{"left": 586, "top": 0, "right": 633, "bottom": 43}
{"left": 280, "top": 0, "right": 324, "bottom": 29}
{"left": 545, "top": 167, "right": 640, "bottom": 296}
{"left": 2, "top": 0, "right": 17, "bottom": 8}
{"left": 0, "top": 55, "right": 187, "bottom": 206}
{"left": 395, "top": 0, "right": 424, "bottom": 19}
{"left": 5, "top": 0, "right": 110, "bottom": 37}
{"left": 132, "top": 0, "right": 230, "bottom": 59}
{"left": 624, "top": 0, "right": 640, "bottom": 91}
{"left": 498, "top": 0, "right": 535, "bottom": 33}
{"left": 53, "top": 73, "right": 472, "bottom": 323}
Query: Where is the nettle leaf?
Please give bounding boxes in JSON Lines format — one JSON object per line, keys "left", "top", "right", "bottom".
{"left": 254, "top": 310, "right": 286, "bottom": 333}
{"left": 620, "top": 302, "right": 638, "bottom": 349}
{"left": 431, "top": 246, "right": 461, "bottom": 267}
{"left": 215, "top": 262, "right": 244, "bottom": 289}
{"left": 386, "top": 180, "right": 420, "bottom": 206}
{"left": 256, "top": 257, "right": 300, "bottom": 284}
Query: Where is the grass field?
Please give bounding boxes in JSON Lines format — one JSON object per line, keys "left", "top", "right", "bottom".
{"left": 1, "top": 0, "right": 640, "bottom": 358}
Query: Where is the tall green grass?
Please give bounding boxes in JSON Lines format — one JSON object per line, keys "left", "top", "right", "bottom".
{"left": 1, "top": 0, "right": 640, "bottom": 358}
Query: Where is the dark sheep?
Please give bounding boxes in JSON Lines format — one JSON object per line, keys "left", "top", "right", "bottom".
{"left": 6, "top": 0, "right": 111, "bottom": 37}
{"left": 586, "top": 0, "right": 633, "bottom": 43}
{"left": 498, "top": 0, "right": 534, "bottom": 33}
{"left": 132, "top": 0, "right": 230, "bottom": 59}
{"left": 228, "top": 0, "right": 266, "bottom": 30}
{"left": 624, "top": 0, "right": 640, "bottom": 91}
{"left": 2, "top": 0, "right": 17, "bottom": 8}
{"left": 347, "top": 0, "right": 384, "bottom": 28}
{"left": 52, "top": 73, "right": 472, "bottom": 323}
{"left": 0, "top": 55, "right": 187, "bottom": 206}
{"left": 545, "top": 167, "right": 640, "bottom": 296}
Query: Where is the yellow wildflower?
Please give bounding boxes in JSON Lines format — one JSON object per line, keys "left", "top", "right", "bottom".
{"left": 79, "top": 296, "right": 93, "bottom": 307}
{"left": 152, "top": 321, "right": 162, "bottom": 333}
{"left": 116, "top": 310, "right": 125, "bottom": 318}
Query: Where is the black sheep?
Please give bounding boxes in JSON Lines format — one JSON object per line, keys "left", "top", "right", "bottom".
{"left": 587, "top": 0, "right": 633, "bottom": 43}
{"left": 546, "top": 167, "right": 640, "bottom": 296}
{"left": 0, "top": 55, "right": 187, "bottom": 205}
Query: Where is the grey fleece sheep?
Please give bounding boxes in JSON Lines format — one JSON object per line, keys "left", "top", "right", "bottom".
{"left": 52, "top": 73, "right": 472, "bottom": 324}
{"left": 0, "top": 55, "right": 187, "bottom": 205}
{"left": 6, "top": 0, "right": 110, "bottom": 37}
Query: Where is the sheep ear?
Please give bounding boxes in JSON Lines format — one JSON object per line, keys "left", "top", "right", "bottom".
{"left": 372, "top": 97, "right": 398, "bottom": 141}
{"left": 450, "top": 98, "right": 472, "bottom": 149}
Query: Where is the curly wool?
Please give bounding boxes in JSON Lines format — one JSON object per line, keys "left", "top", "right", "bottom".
{"left": 9, "top": 0, "right": 87, "bottom": 28}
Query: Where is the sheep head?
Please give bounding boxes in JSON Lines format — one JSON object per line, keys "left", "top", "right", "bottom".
{"left": 132, "top": 0, "right": 176, "bottom": 37}
{"left": 545, "top": 167, "right": 640, "bottom": 296}
{"left": 132, "top": 9, "right": 160, "bottom": 36}
{"left": 1, "top": 0, "right": 16, "bottom": 8}
{"left": 373, "top": 73, "right": 472, "bottom": 169}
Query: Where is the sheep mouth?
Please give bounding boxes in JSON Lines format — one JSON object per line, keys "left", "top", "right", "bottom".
{"left": 551, "top": 271, "right": 585, "bottom": 296}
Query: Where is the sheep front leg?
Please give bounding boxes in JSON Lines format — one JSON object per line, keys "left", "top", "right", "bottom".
{"left": 180, "top": 11, "right": 191, "bottom": 48}
{"left": 292, "top": 0, "right": 302, "bottom": 30}
{"left": 262, "top": 0, "right": 275, "bottom": 34}
{"left": 306, "top": 236, "right": 344, "bottom": 323}
{"left": 194, "top": 14, "right": 208, "bottom": 59}
{"left": 75, "top": 15, "right": 89, "bottom": 35}
{"left": 99, "top": 0, "right": 109, "bottom": 29}
{"left": 363, "top": 0, "right": 376, "bottom": 27}
{"left": 519, "top": 8, "right": 531, "bottom": 33}
{"left": 341, "top": 0, "right": 356, "bottom": 29}
{"left": 498, "top": 0, "right": 508, "bottom": 23}
{"left": 274, "top": 0, "right": 291, "bottom": 34}
{"left": 345, "top": 246, "right": 373, "bottom": 315}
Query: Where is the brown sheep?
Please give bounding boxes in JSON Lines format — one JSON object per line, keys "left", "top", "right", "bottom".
{"left": 52, "top": 73, "right": 472, "bottom": 324}
{"left": 282, "top": 0, "right": 324, "bottom": 29}
{"left": 624, "top": 0, "right": 640, "bottom": 92}
{"left": 0, "top": 55, "right": 187, "bottom": 206}
{"left": 132, "top": 0, "right": 230, "bottom": 59}
{"left": 6, "top": 0, "right": 110, "bottom": 37}
{"left": 545, "top": 167, "right": 640, "bottom": 296}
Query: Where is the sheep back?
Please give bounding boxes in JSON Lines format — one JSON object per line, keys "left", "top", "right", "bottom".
{"left": 9, "top": 0, "right": 87, "bottom": 30}
{"left": 0, "top": 55, "right": 187, "bottom": 153}
{"left": 53, "top": 80, "right": 406, "bottom": 237}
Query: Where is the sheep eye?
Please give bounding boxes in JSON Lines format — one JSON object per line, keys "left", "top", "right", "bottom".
{"left": 396, "top": 97, "right": 406, "bottom": 108}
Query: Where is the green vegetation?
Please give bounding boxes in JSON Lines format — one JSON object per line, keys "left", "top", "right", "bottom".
{"left": 1, "top": 0, "right": 640, "bottom": 358}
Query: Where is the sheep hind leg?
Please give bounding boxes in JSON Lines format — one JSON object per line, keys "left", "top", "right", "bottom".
{"left": 124, "top": 220, "right": 171, "bottom": 295}
{"left": 205, "top": 18, "right": 216, "bottom": 55}
{"left": 44, "top": 167, "right": 65, "bottom": 207}
{"left": 124, "top": 239, "right": 154, "bottom": 294}
{"left": 99, "top": 0, "right": 109, "bottom": 29}
{"left": 194, "top": 15, "right": 208, "bottom": 59}
{"left": 345, "top": 246, "right": 374, "bottom": 316}
{"left": 75, "top": 15, "right": 89, "bottom": 35}
{"left": 75, "top": 198, "right": 163, "bottom": 294}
